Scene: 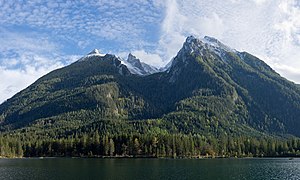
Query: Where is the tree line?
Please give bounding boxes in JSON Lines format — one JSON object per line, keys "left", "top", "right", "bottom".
{"left": 1, "top": 131, "right": 300, "bottom": 158}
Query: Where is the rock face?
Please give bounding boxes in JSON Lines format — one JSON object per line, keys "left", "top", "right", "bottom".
{"left": 123, "top": 53, "right": 159, "bottom": 75}
{"left": 1, "top": 36, "right": 300, "bottom": 138}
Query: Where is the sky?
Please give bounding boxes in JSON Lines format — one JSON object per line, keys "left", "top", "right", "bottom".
{"left": 1, "top": 0, "right": 300, "bottom": 103}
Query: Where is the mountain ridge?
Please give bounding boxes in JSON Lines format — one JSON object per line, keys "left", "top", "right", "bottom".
{"left": 1, "top": 35, "right": 300, "bottom": 136}
{"left": 1, "top": 35, "right": 300, "bottom": 158}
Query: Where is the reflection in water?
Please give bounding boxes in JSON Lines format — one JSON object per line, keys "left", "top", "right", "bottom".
{"left": 0, "top": 158, "right": 299, "bottom": 180}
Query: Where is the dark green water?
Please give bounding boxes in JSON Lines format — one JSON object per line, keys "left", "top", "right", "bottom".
{"left": 0, "top": 158, "right": 299, "bottom": 180}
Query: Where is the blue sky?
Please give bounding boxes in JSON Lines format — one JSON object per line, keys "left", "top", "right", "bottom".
{"left": 1, "top": 0, "right": 300, "bottom": 102}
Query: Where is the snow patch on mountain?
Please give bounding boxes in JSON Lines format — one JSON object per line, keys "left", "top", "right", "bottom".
{"left": 183, "top": 35, "right": 237, "bottom": 61}
{"left": 159, "top": 58, "right": 174, "bottom": 73}
{"left": 123, "top": 53, "right": 160, "bottom": 75}
{"left": 78, "top": 49, "right": 106, "bottom": 61}
{"left": 201, "top": 36, "right": 234, "bottom": 52}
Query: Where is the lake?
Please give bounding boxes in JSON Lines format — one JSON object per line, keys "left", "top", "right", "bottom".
{"left": 0, "top": 158, "right": 299, "bottom": 179}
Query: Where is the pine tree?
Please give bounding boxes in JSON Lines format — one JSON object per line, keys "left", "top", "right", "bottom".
{"left": 109, "top": 138, "right": 115, "bottom": 156}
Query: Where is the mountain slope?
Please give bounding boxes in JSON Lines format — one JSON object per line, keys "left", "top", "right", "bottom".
{"left": 170, "top": 36, "right": 300, "bottom": 136}
{"left": 0, "top": 53, "right": 159, "bottom": 130}
{"left": 0, "top": 36, "right": 300, "bottom": 139}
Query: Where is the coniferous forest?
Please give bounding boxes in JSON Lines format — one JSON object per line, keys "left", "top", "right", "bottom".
{"left": 1, "top": 116, "right": 300, "bottom": 158}
{"left": 1, "top": 129, "right": 300, "bottom": 158}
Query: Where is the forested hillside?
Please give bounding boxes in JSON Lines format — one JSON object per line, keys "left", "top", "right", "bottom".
{"left": 1, "top": 36, "right": 300, "bottom": 158}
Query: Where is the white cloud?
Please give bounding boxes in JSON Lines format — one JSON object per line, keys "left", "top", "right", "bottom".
{"left": 131, "top": 50, "right": 164, "bottom": 67}
{"left": 0, "top": 53, "right": 80, "bottom": 103}
{"left": 252, "top": 0, "right": 268, "bottom": 5}
{"left": 157, "top": 0, "right": 228, "bottom": 63}
{"left": 0, "top": 29, "right": 81, "bottom": 103}
{"left": 117, "top": 50, "right": 164, "bottom": 67}
{"left": 0, "top": 29, "right": 58, "bottom": 53}
{"left": 157, "top": 0, "right": 186, "bottom": 62}
{"left": 0, "top": 66, "right": 52, "bottom": 103}
{"left": 276, "top": 0, "right": 300, "bottom": 45}
{"left": 272, "top": 62, "right": 300, "bottom": 83}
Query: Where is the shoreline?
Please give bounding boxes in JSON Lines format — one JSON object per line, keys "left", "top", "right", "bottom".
{"left": 0, "top": 155, "right": 299, "bottom": 160}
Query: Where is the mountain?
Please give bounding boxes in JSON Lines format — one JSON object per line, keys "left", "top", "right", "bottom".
{"left": 123, "top": 53, "right": 159, "bottom": 75}
{"left": 1, "top": 35, "right": 300, "bottom": 158}
{"left": 0, "top": 51, "right": 157, "bottom": 129}
{"left": 165, "top": 36, "right": 300, "bottom": 136}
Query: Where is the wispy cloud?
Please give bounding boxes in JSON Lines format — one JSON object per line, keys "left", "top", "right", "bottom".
{"left": 0, "top": 52, "right": 80, "bottom": 103}
{"left": 0, "top": 29, "right": 80, "bottom": 103}
{"left": 0, "top": 0, "right": 164, "bottom": 50}
{"left": 0, "top": 28, "right": 58, "bottom": 55}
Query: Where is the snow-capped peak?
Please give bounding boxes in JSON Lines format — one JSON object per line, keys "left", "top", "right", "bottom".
{"left": 127, "top": 53, "right": 139, "bottom": 64}
{"left": 201, "top": 36, "right": 234, "bottom": 52}
{"left": 87, "top": 49, "right": 106, "bottom": 57}
{"left": 88, "top": 49, "right": 100, "bottom": 55}
{"left": 78, "top": 49, "right": 106, "bottom": 62}
{"left": 122, "top": 53, "right": 159, "bottom": 75}
{"left": 182, "top": 35, "right": 236, "bottom": 59}
{"left": 185, "top": 35, "right": 197, "bottom": 44}
{"left": 185, "top": 35, "right": 234, "bottom": 52}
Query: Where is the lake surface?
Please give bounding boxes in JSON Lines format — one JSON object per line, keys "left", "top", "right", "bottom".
{"left": 0, "top": 158, "right": 299, "bottom": 180}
